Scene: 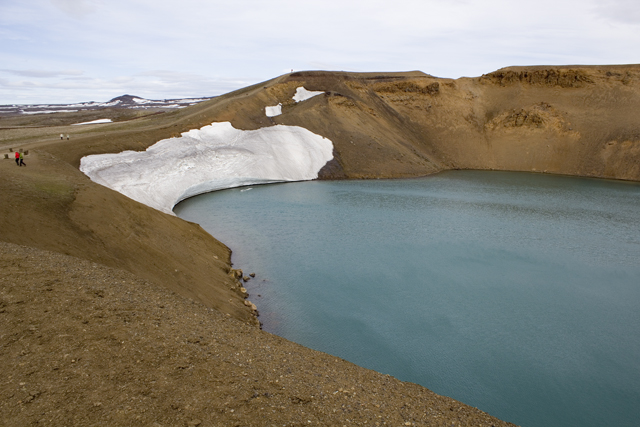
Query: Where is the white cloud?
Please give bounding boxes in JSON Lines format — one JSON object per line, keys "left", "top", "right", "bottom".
{"left": 0, "top": 69, "right": 255, "bottom": 104}
{"left": 50, "top": 0, "right": 97, "bottom": 18}
{"left": 1, "top": 0, "right": 639, "bottom": 103}
{"left": 593, "top": 0, "right": 640, "bottom": 26}
{"left": 1, "top": 69, "right": 84, "bottom": 78}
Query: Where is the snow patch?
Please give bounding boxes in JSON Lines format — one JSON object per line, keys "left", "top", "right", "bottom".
{"left": 20, "top": 109, "right": 79, "bottom": 115}
{"left": 265, "top": 103, "right": 282, "bottom": 117}
{"left": 96, "top": 100, "right": 122, "bottom": 107}
{"left": 72, "top": 118, "right": 113, "bottom": 125}
{"left": 79, "top": 122, "right": 334, "bottom": 215}
{"left": 293, "top": 87, "right": 324, "bottom": 103}
{"left": 263, "top": 87, "right": 323, "bottom": 118}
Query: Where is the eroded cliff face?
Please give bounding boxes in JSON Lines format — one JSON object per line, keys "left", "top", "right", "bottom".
{"left": 473, "top": 66, "right": 640, "bottom": 180}
{"left": 482, "top": 68, "right": 595, "bottom": 87}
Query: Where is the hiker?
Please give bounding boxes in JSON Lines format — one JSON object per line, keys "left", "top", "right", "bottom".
{"left": 19, "top": 152, "right": 25, "bottom": 167}
{"left": 66, "top": 134, "right": 70, "bottom": 140}
{"left": 14, "top": 151, "right": 19, "bottom": 166}
{"left": 60, "top": 134, "right": 64, "bottom": 140}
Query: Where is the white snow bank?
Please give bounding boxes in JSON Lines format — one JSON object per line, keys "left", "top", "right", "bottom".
{"left": 72, "top": 118, "right": 113, "bottom": 125}
{"left": 20, "top": 109, "right": 79, "bottom": 115}
{"left": 265, "top": 103, "right": 282, "bottom": 117}
{"left": 264, "top": 87, "right": 324, "bottom": 117}
{"left": 80, "top": 122, "right": 334, "bottom": 215}
{"left": 293, "top": 87, "right": 324, "bottom": 103}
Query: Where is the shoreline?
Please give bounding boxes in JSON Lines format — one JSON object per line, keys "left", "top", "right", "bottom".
{"left": 1, "top": 240, "right": 517, "bottom": 426}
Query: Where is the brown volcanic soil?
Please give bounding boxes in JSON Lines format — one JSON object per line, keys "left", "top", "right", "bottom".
{"left": 1, "top": 65, "right": 640, "bottom": 426}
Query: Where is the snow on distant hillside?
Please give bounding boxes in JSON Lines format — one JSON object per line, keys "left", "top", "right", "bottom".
{"left": 80, "top": 122, "right": 334, "bottom": 215}
{"left": 19, "top": 110, "right": 79, "bottom": 115}
{"left": 0, "top": 94, "right": 212, "bottom": 116}
{"left": 72, "top": 119, "right": 113, "bottom": 125}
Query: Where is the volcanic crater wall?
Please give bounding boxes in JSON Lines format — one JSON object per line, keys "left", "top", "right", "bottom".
{"left": 252, "top": 66, "right": 640, "bottom": 182}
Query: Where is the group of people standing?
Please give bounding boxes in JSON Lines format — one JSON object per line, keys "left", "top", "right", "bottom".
{"left": 14, "top": 151, "right": 25, "bottom": 167}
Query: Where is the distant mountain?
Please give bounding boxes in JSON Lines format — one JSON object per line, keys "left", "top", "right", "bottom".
{"left": 108, "top": 94, "right": 143, "bottom": 104}
{"left": 0, "top": 94, "right": 213, "bottom": 116}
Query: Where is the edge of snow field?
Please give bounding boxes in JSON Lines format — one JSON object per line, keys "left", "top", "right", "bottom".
{"left": 79, "top": 122, "right": 334, "bottom": 215}
{"left": 293, "top": 87, "right": 324, "bottom": 103}
{"left": 264, "top": 87, "right": 324, "bottom": 118}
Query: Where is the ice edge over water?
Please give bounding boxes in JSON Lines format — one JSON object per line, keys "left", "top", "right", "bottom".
{"left": 79, "top": 122, "right": 334, "bottom": 215}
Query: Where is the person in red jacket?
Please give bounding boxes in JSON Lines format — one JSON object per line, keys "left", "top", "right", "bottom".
{"left": 14, "top": 151, "right": 19, "bottom": 166}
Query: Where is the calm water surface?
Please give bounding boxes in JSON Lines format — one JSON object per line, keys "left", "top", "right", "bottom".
{"left": 174, "top": 171, "right": 640, "bottom": 427}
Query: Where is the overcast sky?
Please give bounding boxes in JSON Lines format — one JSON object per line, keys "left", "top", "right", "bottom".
{"left": 1, "top": 0, "right": 639, "bottom": 104}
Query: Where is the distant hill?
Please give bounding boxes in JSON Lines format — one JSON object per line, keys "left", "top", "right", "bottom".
{"left": 108, "top": 94, "right": 143, "bottom": 104}
{"left": 0, "top": 94, "right": 213, "bottom": 116}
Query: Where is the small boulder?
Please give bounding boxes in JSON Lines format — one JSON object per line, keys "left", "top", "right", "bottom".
{"left": 243, "top": 300, "right": 257, "bottom": 311}
{"left": 230, "top": 269, "right": 243, "bottom": 280}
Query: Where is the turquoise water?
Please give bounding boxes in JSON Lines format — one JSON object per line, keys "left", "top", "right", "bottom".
{"left": 174, "top": 171, "right": 640, "bottom": 427}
